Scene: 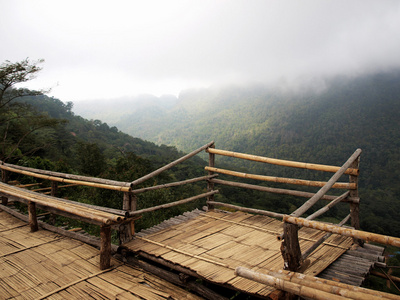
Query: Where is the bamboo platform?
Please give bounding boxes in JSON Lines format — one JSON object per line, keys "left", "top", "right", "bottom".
{"left": 122, "top": 210, "right": 354, "bottom": 298}
{"left": 0, "top": 210, "right": 202, "bottom": 299}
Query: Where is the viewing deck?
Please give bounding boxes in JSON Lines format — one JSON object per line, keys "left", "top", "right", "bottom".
{"left": 0, "top": 210, "right": 201, "bottom": 299}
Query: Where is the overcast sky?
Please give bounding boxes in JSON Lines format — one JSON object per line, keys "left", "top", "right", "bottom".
{"left": 1, "top": 0, "right": 400, "bottom": 102}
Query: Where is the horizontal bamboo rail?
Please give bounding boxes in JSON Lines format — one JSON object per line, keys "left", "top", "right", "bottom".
{"left": 132, "top": 175, "right": 218, "bottom": 194}
{"left": 0, "top": 161, "right": 131, "bottom": 187}
{"left": 127, "top": 190, "right": 219, "bottom": 216}
{"left": 205, "top": 166, "right": 355, "bottom": 189}
{"left": 283, "top": 215, "right": 400, "bottom": 248}
{"left": 207, "top": 201, "right": 284, "bottom": 218}
{"left": 131, "top": 141, "right": 214, "bottom": 188}
{"left": 235, "top": 267, "right": 400, "bottom": 300}
{"left": 209, "top": 178, "right": 359, "bottom": 203}
{"left": 0, "top": 164, "right": 130, "bottom": 192}
{"left": 0, "top": 182, "right": 123, "bottom": 225}
{"left": 207, "top": 148, "right": 359, "bottom": 176}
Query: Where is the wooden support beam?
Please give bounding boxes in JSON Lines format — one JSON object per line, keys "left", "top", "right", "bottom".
{"left": 281, "top": 222, "right": 302, "bottom": 271}
{"left": 306, "top": 191, "right": 350, "bottom": 220}
{"left": 100, "top": 225, "right": 112, "bottom": 270}
{"left": 28, "top": 201, "right": 38, "bottom": 232}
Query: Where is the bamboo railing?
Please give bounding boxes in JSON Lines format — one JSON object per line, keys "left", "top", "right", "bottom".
{"left": 204, "top": 145, "right": 365, "bottom": 272}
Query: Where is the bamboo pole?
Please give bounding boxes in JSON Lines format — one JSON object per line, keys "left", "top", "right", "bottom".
{"left": 235, "top": 267, "right": 351, "bottom": 300}
{"left": 207, "top": 143, "right": 216, "bottom": 210}
{"left": 306, "top": 191, "right": 350, "bottom": 220}
{"left": 130, "top": 141, "right": 214, "bottom": 188}
{"left": 283, "top": 215, "right": 400, "bottom": 247}
{"left": 291, "top": 149, "right": 362, "bottom": 218}
{"left": 0, "top": 182, "right": 122, "bottom": 225}
{"left": 207, "top": 201, "right": 284, "bottom": 218}
{"left": 205, "top": 166, "right": 354, "bottom": 189}
{"left": 0, "top": 161, "right": 131, "bottom": 187}
{"left": 131, "top": 175, "right": 218, "bottom": 194}
{"left": 210, "top": 178, "right": 359, "bottom": 203}
{"left": 0, "top": 164, "right": 130, "bottom": 192}
{"left": 207, "top": 148, "right": 359, "bottom": 176}
{"left": 128, "top": 190, "right": 219, "bottom": 216}
{"left": 236, "top": 267, "right": 400, "bottom": 300}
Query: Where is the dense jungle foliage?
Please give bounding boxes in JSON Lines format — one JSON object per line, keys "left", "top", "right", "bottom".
{"left": 98, "top": 71, "right": 400, "bottom": 238}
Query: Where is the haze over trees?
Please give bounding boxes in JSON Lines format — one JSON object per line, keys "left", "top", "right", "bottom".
{"left": 75, "top": 70, "right": 400, "bottom": 238}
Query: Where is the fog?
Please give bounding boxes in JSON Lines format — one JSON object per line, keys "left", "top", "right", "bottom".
{"left": 1, "top": 0, "right": 400, "bottom": 101}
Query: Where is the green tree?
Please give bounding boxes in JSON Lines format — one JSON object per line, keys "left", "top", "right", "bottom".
{"left": 0, "top": 59, "right": 63, "bottom": 162}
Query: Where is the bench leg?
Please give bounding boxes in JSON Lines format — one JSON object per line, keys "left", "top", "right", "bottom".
{"left": 100, "top": 225, "right": 111, "bottom": 270}
{"left": 28, "top": 201, "right": 39, "bottom": 232}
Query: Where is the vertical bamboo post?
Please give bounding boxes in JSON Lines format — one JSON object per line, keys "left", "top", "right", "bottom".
{"left": 349, "top": 154, "right": 363, "bottom": 246}
{"left": 100, "top": 225, "right": 111, "bottom": 270}
{"left": 51, "top": 181, "right": 58, "bottom": 197}
{"left": 280, "top": 222, "right": 302, "bottom": 272}
{"left": 120, "top": 191, "right": 136, "bottom": 244}
{"left": 206, "top": 143, "right": 215, "bottom": 210}
{"left": 1, "top": 169, "right": 9, "bottom": 206}
{"left": 28, "top": 201, "right": 39, "bottom": 232}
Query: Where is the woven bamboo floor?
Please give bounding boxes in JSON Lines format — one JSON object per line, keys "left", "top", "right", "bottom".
{"left": 0, "top": 211, "right": 202, "bottom": 299}
{"left": 123, "top": 210, "right": 354, "bottom": 298}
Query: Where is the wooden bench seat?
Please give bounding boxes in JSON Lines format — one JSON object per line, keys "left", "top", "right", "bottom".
{"left": 0, "top": 182, "right": 129, "bottom": 269}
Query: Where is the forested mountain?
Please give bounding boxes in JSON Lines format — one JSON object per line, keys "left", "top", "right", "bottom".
{"left": 77, "top": 71, "right": 400, "bottom": 237}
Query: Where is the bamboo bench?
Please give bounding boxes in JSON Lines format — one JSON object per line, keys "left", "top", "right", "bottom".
{"left": 0, "top": 181, "right": 129, "bottom": 270}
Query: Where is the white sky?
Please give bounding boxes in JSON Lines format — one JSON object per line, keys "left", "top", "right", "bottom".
{"left": 1, "top": 0, "right": 400, "bottom": 102}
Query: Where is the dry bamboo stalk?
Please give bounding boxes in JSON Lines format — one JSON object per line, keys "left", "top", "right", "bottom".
{"left": 258, "top": 268, "right": 400, "bottom": 300}
{"left": 0, "top": 182, "right": 122, "bottom": 224}
{"left": 132, "top": 175, "right": 218, "bottom": 194}
{"left": 207, "top": 148, "right": 359, "bottom": 176}
{"left": 205, "top": 166, "right": 354, "bottom": 189}
{"left": 235, "top": 267, "right": 350, "bottom": 300}
{"left": 0, "top": 161, "right": 131, "bottom": 187}
{"left": 130, "top": 141, "right": 214, "bottom": 187}
{"left": 0, "top": 164, "right": 130, "bottom": 192}
{"left": 128, "top": 190, "right": 219, "bottom": 216}
{"left": 306, "top": 191, "right": 350, "bottom": 220}
{"left": 207, "top": 201, "right": 284, "bottom": 218}
{"left": 291, "top": 149, "right": 362, "bottom": 218}
{"left": 210, "top": 178, "right": 359, "bottom": 203}
{"left": 283, "top": 215, "right": 400, "bottom": 247}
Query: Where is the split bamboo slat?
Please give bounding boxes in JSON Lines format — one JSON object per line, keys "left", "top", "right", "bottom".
{"left": 206, "top": 148, "right": 359, "bottom": 175}
{"left": 0, "top": 211, "right": 203, "bottom": 299}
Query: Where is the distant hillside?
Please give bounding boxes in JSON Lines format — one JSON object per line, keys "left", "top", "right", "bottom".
{"left": 96, "top": 71, "right": 400, "bottom": 237}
